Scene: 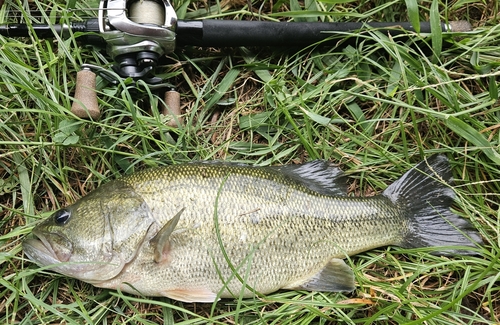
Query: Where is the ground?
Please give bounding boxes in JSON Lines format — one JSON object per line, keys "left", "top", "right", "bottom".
{"left": 0, "top": 0, "right": 499, "bottom": 324}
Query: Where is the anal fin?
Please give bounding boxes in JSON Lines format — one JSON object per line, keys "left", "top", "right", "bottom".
{"left": 286, "top": 258, "right": 355, "bottom": 293}
{"left": 161, "top": 287, "right": 219, "bottom": 303}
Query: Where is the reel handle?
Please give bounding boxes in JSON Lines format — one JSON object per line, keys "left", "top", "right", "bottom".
{"left": 71, "top": 69, "right": 100, "bottom": 119}
{"left": 162, "top": 89, "right": 183, "bottom": 127}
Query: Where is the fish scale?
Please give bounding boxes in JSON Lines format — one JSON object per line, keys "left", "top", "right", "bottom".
{"left": 23, "top": 155, "right": 482, "bottom": 302}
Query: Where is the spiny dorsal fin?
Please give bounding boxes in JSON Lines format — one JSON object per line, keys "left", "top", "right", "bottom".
{"left": 150, "top": 208, "right": 185, "bottom": 263}
{"left": 270, "top": 160, "right": 347, "bottom": 196}
{"left": 193, "top": 160, "right": 348, "bottom": 196}
{"left": 285, "top": 258, "right": 355, "bottom": 292}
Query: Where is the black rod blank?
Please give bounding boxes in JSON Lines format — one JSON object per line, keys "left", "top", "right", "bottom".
{"left": 0, "top": 18, "right": 471, "bottom": 48}
{"left": 0, "top": 18, "right": 100, "bottom": 38}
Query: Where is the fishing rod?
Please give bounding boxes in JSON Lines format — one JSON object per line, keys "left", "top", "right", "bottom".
{"left": 0, "top": 0, "right": 472, "bottom": 121}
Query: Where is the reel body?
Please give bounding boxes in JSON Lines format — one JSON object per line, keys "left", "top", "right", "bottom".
{"left": 98, "top": 0, "right": 177, "bottom": 69}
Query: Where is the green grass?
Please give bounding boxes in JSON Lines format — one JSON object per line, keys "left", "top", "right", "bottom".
{"left": 1, "top": 0, "right": 499, "bottom": 323}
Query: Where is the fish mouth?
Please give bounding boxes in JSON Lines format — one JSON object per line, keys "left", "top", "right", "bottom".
{"left": 23, "top": 230, "right": 72, "bottom": 265}
{"left": 24, "top": 230, "right": 126, "bottom": 283}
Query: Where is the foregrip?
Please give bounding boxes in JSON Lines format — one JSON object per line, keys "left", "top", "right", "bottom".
{"left": 176, "top": 20, "right": 470, "bottom": 47}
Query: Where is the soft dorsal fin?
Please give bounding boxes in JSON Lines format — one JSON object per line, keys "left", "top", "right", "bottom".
{"left": 285, "top": 258, "right": 355, "bottom": 292}
{"left": 270, "top": 160, "right": 347, "bottom": 196}
{"left": 150, "top": 208, "right": 185, "bottom": 263}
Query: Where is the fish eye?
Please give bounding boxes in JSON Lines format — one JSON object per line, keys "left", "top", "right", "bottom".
{"left": 53, "top": 209, "right": 71, "bottom": 225}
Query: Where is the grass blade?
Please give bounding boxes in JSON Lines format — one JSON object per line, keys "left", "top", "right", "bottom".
{"left": 430, "top": 0, "right": 443, "bottom": 60}
{"left": 445, "top": 116, "right": 500, "bottom": 164}
{"left": 404, "top": 0, "right": 420, "bottom": 33}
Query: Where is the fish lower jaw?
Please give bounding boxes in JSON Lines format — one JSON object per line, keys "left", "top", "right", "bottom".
{"left": 25, "top": 230, "right": 74, "bottom": 262}
{"left": 23, "top": 237, "right": 62, "bottom": 266}
{"left": 23, "top": 236, "right": 128, "bottom": 284}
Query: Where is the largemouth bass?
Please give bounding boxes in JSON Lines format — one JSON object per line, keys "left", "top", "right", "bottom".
{"left": 23, "top": 155, "right": 482, "bottom": 302}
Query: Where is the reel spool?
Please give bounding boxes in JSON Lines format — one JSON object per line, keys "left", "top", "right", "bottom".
{"left": 128, "top": 0, "right": 165, "bottom": 25}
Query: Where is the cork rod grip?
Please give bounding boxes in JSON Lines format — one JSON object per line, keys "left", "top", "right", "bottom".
{"left": 163, "top": 90, "right": 183, "bottom": 127}
{"left": 71, "top": 69, "right": 100, "bottom": 119}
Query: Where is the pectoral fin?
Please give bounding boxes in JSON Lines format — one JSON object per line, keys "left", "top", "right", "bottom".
{"left": 150, "top": 208, "right": 185, "bottom": 263}
{"left": 286, "top": 258, "right": 355, "bottom": 292}
{"left": 161, "top": 287, "right": 219, "bottom": 303}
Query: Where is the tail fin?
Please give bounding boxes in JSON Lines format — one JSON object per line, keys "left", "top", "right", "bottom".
{"left": 383, "top": 154, "right": 482, "bottom": 255}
